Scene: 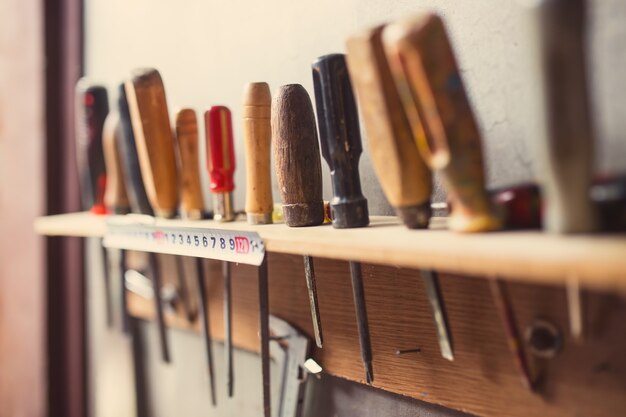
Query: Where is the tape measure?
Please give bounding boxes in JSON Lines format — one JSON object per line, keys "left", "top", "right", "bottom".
{"left": 103, "top": 215, "right": 265, "bottom": 266}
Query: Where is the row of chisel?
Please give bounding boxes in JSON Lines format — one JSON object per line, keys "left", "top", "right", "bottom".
{"left": 73, "top": 3, "right": 626, "bottom": 415}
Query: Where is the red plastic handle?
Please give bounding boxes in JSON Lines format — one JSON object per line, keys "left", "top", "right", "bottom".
{"left": 205, "top": 106, "right": 236, "bottom": 193}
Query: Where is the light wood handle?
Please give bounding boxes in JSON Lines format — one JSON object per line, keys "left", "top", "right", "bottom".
{"left": 346, "top": 25, "right": 432, "bottom": 229}
{"left": 272, "top": 84, "right": 324, "bottom": 227}
{"left": 384, "top": 14, "right": 503, "bottom": 233}
{"left": 243, "top": 82, "right": 273, "bottom": 225}
{"left": 102, "top": 111, "right": 130, "bottom": 214}
{"left": 174, "top": 108, "right": 204, "bottom": 220}
{"left": 125, "top": 68, "right": 178, "bottom": 218}
{"left": 529, "top": 0, "right": 596, "bottom": 233}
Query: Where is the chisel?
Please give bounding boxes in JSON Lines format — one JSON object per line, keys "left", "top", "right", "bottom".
{"left": 346, "top": 26, "right": 454, "bottom": 361}
{"left": 102, "top": 110, "right": 131, "bottom": 332}
{"left": 174, "top": 108, "right": 216, "bottom": 405}
{"left": 75, "top": 80, "right": 113, "bottom": 327}
{"left": 125, "top": 68, "right": 179, "bottom": 363}
{"left": 204, "top": 106, "right": 237, "bottom": 398}
{"left": 272, "top": 84, "right": 326, "bottom": 349}
{"left": 312, "top": 54, "right": 374, "bottom": 384}
{"left": 383, "top": 13, "right": 503, "bottom": 233}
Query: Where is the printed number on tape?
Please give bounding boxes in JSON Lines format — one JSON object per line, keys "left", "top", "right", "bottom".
{"left": 103, "top": 216, "right": 265, "bottom": 266}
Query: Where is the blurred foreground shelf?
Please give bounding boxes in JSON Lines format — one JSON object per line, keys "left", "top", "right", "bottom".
{"left": 35, "top": 211, "right": 626, "bottom": 294}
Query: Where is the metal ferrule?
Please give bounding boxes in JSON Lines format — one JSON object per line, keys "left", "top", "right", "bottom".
{"left": 247, "top": 212, "right": 273, "bottom": 225}
{"left": 213, "top": 192, "right": 235, "bottom": 222}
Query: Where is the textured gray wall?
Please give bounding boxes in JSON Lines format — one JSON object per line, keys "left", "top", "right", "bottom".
{"left": 85, "top": 1, "right": 626, "bottom": 416}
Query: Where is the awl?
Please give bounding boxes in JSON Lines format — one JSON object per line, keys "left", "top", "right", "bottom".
{"left": 272, "top": 84, "right": 326, "bottom": 349}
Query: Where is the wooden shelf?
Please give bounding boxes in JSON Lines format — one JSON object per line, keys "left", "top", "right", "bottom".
{"left": 35, "top": 211, "right": 626, "bottom": 294}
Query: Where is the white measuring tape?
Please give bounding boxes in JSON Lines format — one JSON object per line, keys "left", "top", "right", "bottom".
{"left": 103, "top": 215, "right": 265, "bottom": 266}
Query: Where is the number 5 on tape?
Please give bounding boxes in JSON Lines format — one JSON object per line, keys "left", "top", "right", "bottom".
{"left": 103, "top": 218, "right": 265, "bottom": 266}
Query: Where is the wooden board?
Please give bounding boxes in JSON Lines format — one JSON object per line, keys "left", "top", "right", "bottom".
{"left": 128, "top": 253, "right": 626, "bottom": 417}
{"left": 35, "top": 212, "right": 626, "bottom": 294}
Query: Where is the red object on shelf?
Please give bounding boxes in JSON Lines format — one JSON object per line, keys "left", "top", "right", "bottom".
{"left": 205, "top": 106, "right": 236, "bottom": 193}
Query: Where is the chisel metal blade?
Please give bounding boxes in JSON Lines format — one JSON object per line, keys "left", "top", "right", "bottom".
{"left": 421, "top": 270, "right": 454, "bottom": 361}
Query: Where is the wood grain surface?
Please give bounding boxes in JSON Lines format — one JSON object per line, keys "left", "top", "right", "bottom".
{"left": 346, "top": 25, "right": 433, "bottom": 228}
{"left": 272, "top": 84, "right": 325, "bottom": 227}
{"left": 174, "top": 108, "right": 204, "bottom": 219}
{"left": 34, "top": 212, "right": 626, "bottom": 294}
{"left": 125, "top": 68, "right": 178, "bottom": 218}
{"left": 102, "top": 111, "right": 130, "bottom": 213}
{"left": 242, "top": 82, "right": 273, "bottom": 223}
{"left": 129, "top": 253, "right": 626, "bottom": 417}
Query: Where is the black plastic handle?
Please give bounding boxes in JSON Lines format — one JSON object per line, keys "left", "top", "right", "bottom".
{"left": 312, "top": 53, "right": 369, "bottom": 229}
{"left": 117, "top": 83, "right": 154, "bottom": 215}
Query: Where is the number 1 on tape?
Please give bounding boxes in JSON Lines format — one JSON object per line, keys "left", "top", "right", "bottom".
{"left": 103, "top": 222, "right": 265, "bottom": 266}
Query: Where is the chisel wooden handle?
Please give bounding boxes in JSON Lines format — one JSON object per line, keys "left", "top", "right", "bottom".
{"left": 117, "top": 83, "right": 153, "bottom": 215}
{"left": 383, "top": 14, "right": 502, "bottom": 232}
{"left": 75, "top": 80, "right": 109, "bottom": 214}
{"left": 102, "top": 111, "right": 130, "bottom": 214}
{"left": 174, "top": 108, "right": 205, "bottom": 220}
{"left": 529, "top": 0, "right": 596, "bottom": 233}
{"left": 346, "top": 26, "right": 432, "bottom": 229}
{"left": 243, "top": 82, "right": 273, "bottom": 225}
{"left": 312, "top": 54, "right": 369, "bottom": 229}
{"left": 272, "top": 84, "right": 324, "bottom": 227}
{"left": 125, "top": 68, "right": 178, "bottom": 218}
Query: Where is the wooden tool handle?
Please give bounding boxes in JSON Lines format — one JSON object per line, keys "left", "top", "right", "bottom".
{"left": 243, "top": 82, "right": 273, "bottom": 225}
{"left": 530, "top": 0, "right": 596, "bottom": 233}
{"left": 272, "top": 84, "right": 324, "bottom": 227}
{"left": 384, "top": 14, "right": 503, "bottom": 233}
{"left": 174, "top": 108, "right": 204, "bottom": 220}
{"left": 346, "top": 25, "right": 433, "bottom": 229}
{"left": 102, "top": 111, "right": 130, "bottom": 214}
{"left": 312, "top": 54, "right": 369, "bottom": 229}
{"left": 125, "top": 68, "right": 178, "bottom": 218}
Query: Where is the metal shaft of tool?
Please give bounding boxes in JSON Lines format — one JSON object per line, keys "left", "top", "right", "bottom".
{"left": 258, "top": 256, "right": 271, "bottom": 417}
{"left": 348, "top": 261, "right": 373, "bottom": 384}
{"left": 489, "top": 279, "right": 533, "bottom": 390}
{"left": 120, "top": 249, "right": 129, "bottom": 334}
{"left": 147, "top": 252, "right": 170, "bottom": 362}
{"left": 421, "top": 270, "right": 454, "bottom": 361}
{"left": 223, "top": 260, "right": 234, "bottom": 397}
{"left": 175, "top": 255, "right": 195, "bottom": 321}
{"left": 101, "top": 242, "right": 114, "bottom": 328}
{"left": 195, "top": 258, "right": 217, "bottom": 406}
{"left": 303, "top": 255, "right": 323, "bottom": 348}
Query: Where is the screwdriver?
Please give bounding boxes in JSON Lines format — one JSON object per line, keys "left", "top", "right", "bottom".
{"left": 272, "top": 84, "right": 326, "bottom": 349}
{"left": 383, "top": 14, "right": 503, "bottom": 233}
{"left": 102, "top": 110, "right": 131, "bottom": 332}
{"left": 347, "top": 26, "right": 453, "bottom": 361}
{"left": 125, "top": 68, "right": 179, "bottom": 363}
{"left": 204, "top": 106, "right": 237, "bottom": 398}
{"left": 75, "top": 81, "right": 113, "bottom": 327}
{"left": 174, "top": 108, "right": 216, "bottom": 406}
{"left": 312, "top": 54, "right": 374, "bottom": 384}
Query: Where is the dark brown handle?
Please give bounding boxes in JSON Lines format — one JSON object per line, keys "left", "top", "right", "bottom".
{"left": 272, "top": 84, "right": 324, "bottom": 227}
